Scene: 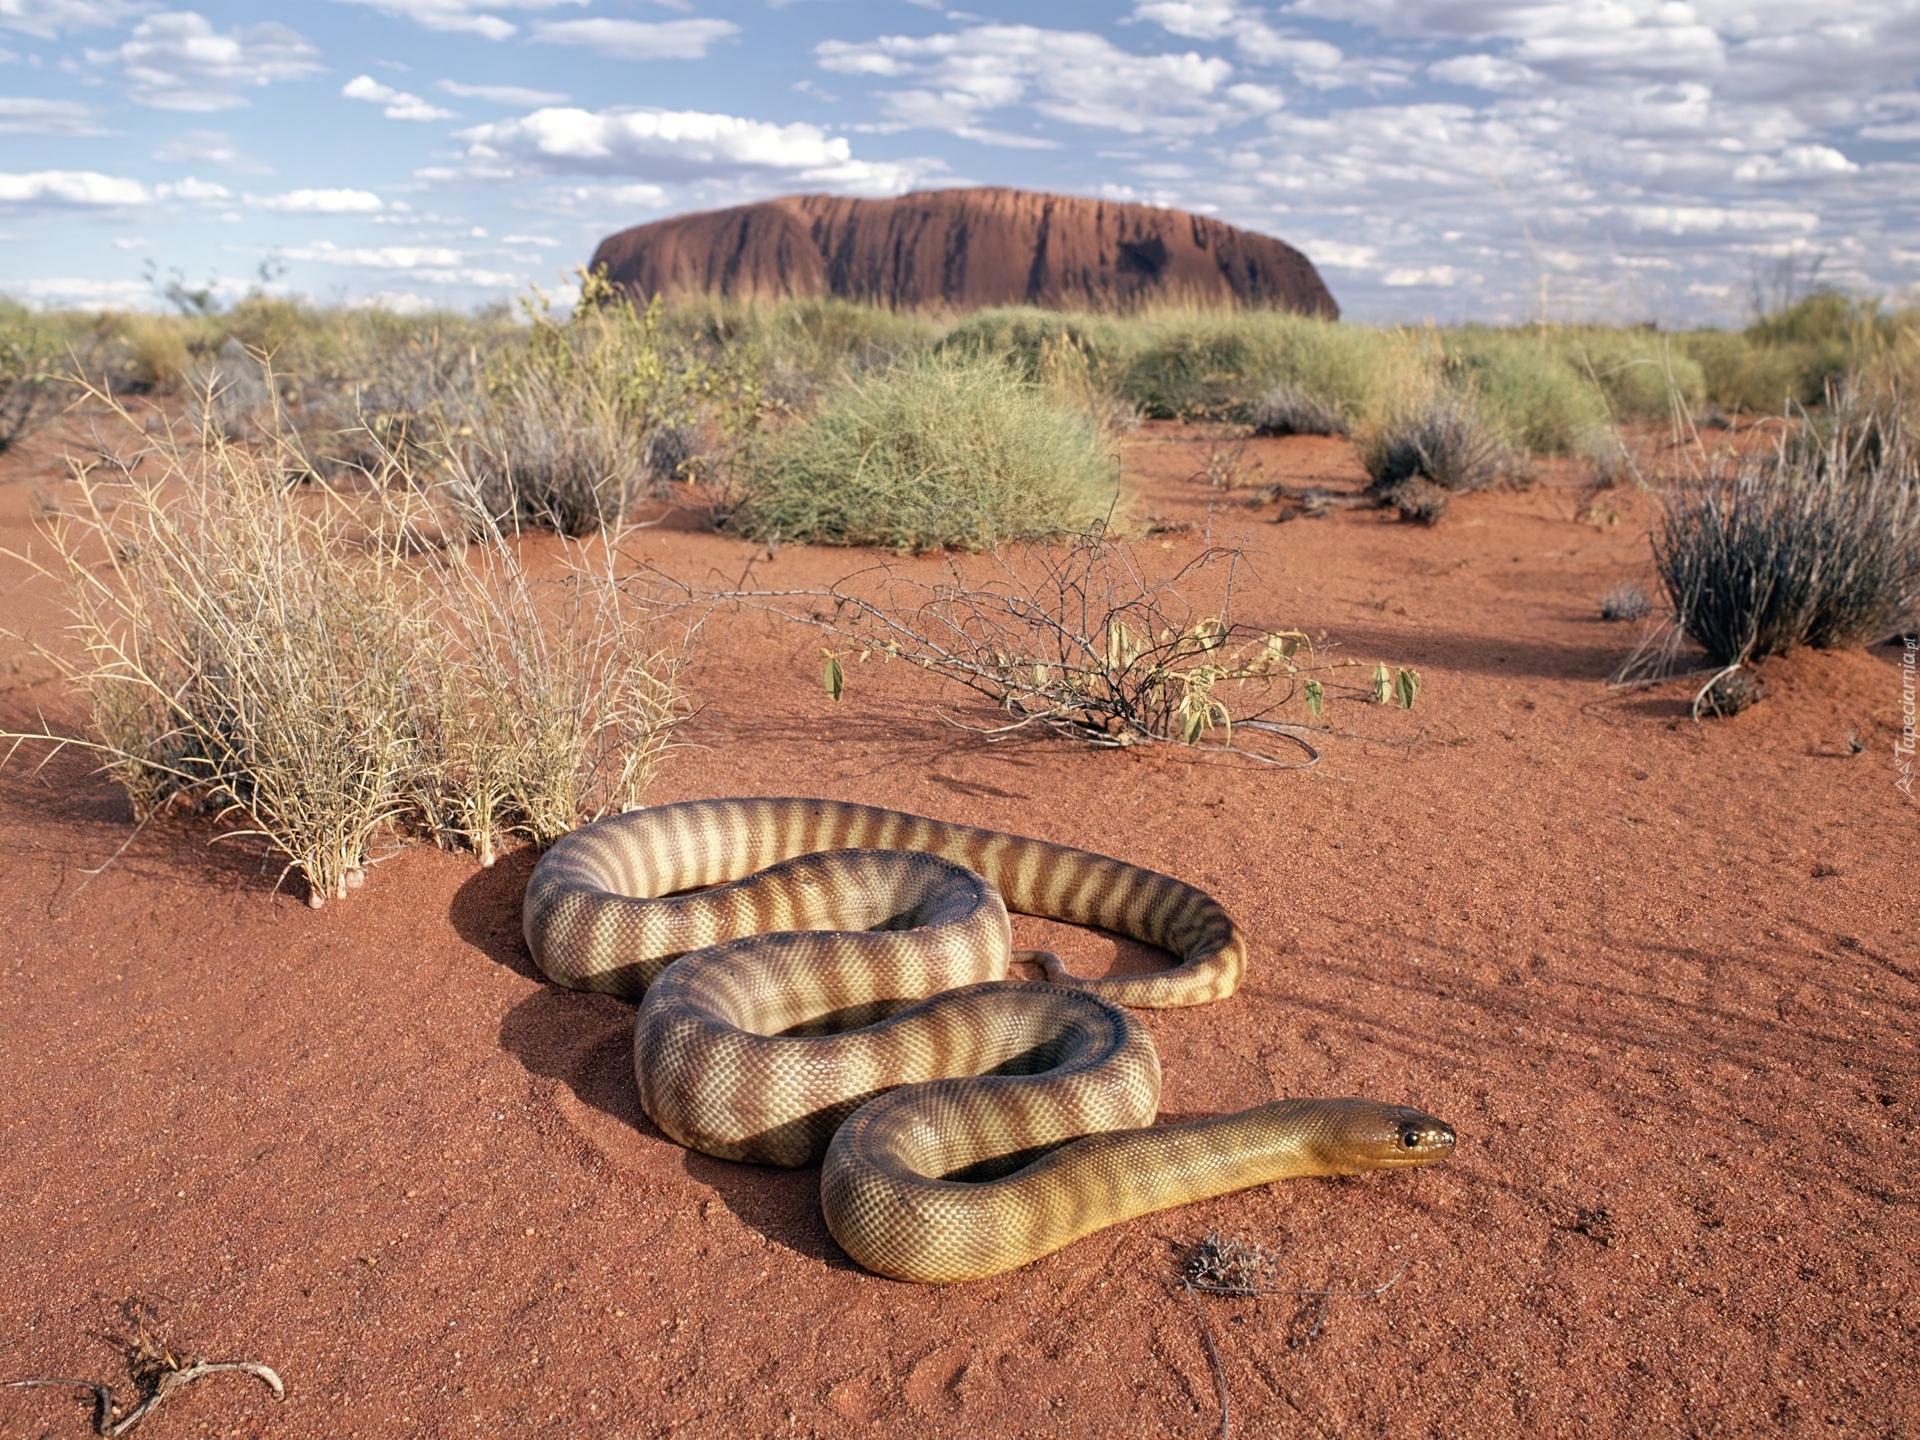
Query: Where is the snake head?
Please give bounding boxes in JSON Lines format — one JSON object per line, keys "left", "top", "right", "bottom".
{"left": 1287, "top": 1097, "right": 1456, "bottom": 1172}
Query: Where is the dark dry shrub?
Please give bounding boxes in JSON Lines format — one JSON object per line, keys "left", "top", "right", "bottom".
{"left": 1654, "top": 399, "right": 1920, "bottom": 664}
{"left": 1371, "top": 475, "right": 1450, "bottom": 524}
{"left": 1698, "top": 669, "right": 1766, "bottom": 717}
{"left": 643, "top": 422, "right": 707, "bottom": 484}
{"left": 1361, "top": 387, "right": 1514, "bottom": 497}
{"left": 1250, "top": 381, "right": 1348, "bottom": 437}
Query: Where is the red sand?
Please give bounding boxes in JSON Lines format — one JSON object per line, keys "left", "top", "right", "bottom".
{"left": 1, "top": 407, "right": 1913, "bottom": 1438}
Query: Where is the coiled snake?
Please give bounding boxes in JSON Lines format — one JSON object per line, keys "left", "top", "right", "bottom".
{"left": 522, "top": 797, "right": 1454, "bottom": 1283}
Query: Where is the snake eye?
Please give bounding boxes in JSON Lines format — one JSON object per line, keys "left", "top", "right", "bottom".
{"left": 1402, "top": 1129, "right": 1421, "bottom": 1148}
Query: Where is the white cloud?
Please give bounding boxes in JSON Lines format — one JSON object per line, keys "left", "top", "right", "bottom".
{"left": 89, "top": 11, "right": 323, "bottom": 111}
{"left": 1133, "top": 1, "right": 1349, "bottom": 82}
{"left": 1, "top": 276, "right": 154, "bottom": 305}
{"left": 1511, "top": 9, "right": 1726, "bottom": 80}
{"left": 1616, "top": 203, "right": 1820, "bottom": 234}
{"left": 436, "top": 78, "right": 569, "bottom": 106}
{"left": 353, "top": 290, "right": 439, "bottom": 313}
{"left": 155, "top": 175, "right": 228, "bottom": 200}
{"left": 343, "top": 73, "right": 458, "bottom": 121}
{"left": 0, "top": 94, "right": 102, "bottom": 132}
{"left": 452, "top": 105, "right": 927, "bottom": 194}
{"left": 501, "top": 232, "right": 558, "bottom": 245}
{"left": 152, "top": 129, "right": 271, "bottom": 170}
{"left": 0, "top": 1, "right": 143, "bottom": 39}
{"left": 816, "top": 24, "right": 1265, "bottom": 140}
{"left": 1101, "top": 0, "right": 1920, "bottom": 322}
{"left": 256, "top": 187, "right": 385, "bottom": 213}
{"left": 1382, "top": 265, "right": 1459, "bottom": 286}
{"left": 1731, "top": 143, "right": 1858, "bottom": 183}
{"left": 540, "top": 181, "right": 671, "bottom": 212}
{"left": 1428, "top": 53, "right": 1541, "bottom": 92}
{"left": 0, "top": 168, "right": 147, "bottom": 205}
{"left": 327, "top": 0, "right": 588, "bottom": 43}
{"left": 1306, "top": 240, "right": 1379, "bottom": 269}
{"left": 530, "top": 18, "right": 739, "bottom": 60}
{"left": 283, "top": 240, "right": 465, "bottom": 267}
{"left": 402, "top": 266, "right": 522, "bottom": 287}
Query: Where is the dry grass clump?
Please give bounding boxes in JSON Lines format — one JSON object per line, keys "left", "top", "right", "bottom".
{"left": 1600, "top": 586, "right": 1653, "bottom": 622}
{"left": 189, "top": 337, "right": 279, "bottom": 440}
{"left": 1249, "top": 381, "right": 1349, "bottom": 437}
{"left": 460, "top": 283, "right": 744, "bottom": 536}
{"left": 724, "top": 351, "right": 1122, "bottom": 551}
{"left": 1653, "top": 397, "right": 1920, "bottom": 665}
{"left": 1359, "top": 386, "right": 1517, "bottom": 522}
{"left": 14, "top": 388, "right": 683, "bottom": 903}
{"left": 462, "top": 358, "right": 647, "bottom": 536}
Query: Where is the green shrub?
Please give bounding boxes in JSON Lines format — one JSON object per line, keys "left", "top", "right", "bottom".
{"left": 660, "top": 294, "right": 935, "bottom": 411}
{"left": 937, "top": 307, "right": 1126, "bottom": 381}
{"left": 1680, "top": 331, "right": 1812, "bottom": 414}
{"left": 1111, "top": 309, "right": 1423, "bottom": 423}
{"left": 0, "top": 299, "right": 63, "bottom": 451}
{"left": 727, "top": 351, "right": 1121, "bottom": 550}
{"left": 1440, "top": 329, "right": 1608, "bottom": 455}
{"left": 1560, "top": 329, "right": 1706, "bottom": 422}
{"left": 1680, "top": 295, "right": 1895, "bottom": 414}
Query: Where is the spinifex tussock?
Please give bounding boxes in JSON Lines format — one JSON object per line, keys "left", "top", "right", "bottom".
{"left": 723, "top": 351, "right": 1123, "bottom": 552}
{"left": 1654, "top": 394, "right": 1920, "bottom": 665}
{"left": 10, "top": 384, "right": 684, "bottom": 904}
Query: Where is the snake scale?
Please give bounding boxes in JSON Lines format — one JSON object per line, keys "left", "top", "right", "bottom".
{"left": 522, "top": 797, "right": 1455, "bottom": 1283}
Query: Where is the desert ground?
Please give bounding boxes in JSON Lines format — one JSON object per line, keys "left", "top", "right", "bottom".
{"left": 1, "top": 404, "right": 1913, "bottom": 1439}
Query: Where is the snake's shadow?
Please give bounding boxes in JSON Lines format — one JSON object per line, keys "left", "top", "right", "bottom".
{"left": 451, "top": 857, "right": 857, "bottom": 1271}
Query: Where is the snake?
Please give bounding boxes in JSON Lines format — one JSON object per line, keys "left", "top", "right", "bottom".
{"left": 522, "top": 797, "right": 1455, "bottom": 1283}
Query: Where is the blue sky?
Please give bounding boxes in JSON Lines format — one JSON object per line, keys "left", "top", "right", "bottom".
{"left": 1, "top": 0, "right": 1916, "bottom": 324}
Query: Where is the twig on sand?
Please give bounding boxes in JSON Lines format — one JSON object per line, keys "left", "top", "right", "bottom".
{"left": 6, "top": 1299, "right": 284, "bottom": 1436}
{"left": 9, "top": 1362, "right": 285, "bottom": 1437}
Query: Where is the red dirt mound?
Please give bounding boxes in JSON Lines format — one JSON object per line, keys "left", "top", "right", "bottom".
{"left": 588, "top": 187, "right": 1339, "bottom": 316}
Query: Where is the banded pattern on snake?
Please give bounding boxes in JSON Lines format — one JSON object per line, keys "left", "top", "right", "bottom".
{"left": 523, "top": 797, "right": 1454, "bottom": 1283}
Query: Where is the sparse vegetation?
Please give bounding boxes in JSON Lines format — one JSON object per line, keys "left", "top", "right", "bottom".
{"left": 1600, "top": 586, "right": 1653, "bottom": 622}
{"left": 1360, "top": 386, "right": 1517, "bottom": 522}
{"left": 0, "top": 299, "right": 63, "bottom": 452}
{"left": 692, "top": 534, "right": 1408, "bottom": 761}
{"left": 1250, "top": 381, "right": 1349, "bottom": 437}
{"left": 1653, "top": 397, "right": 1920, "bottom": 666}
{"left": 723, "top": 351, "right": 1122, "bottom": 551}
{"left": 9, "top": 386, "right": 684, "bottom": 904}
{"left": 462, "top": 281, "right": 756, "bottom": 535}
